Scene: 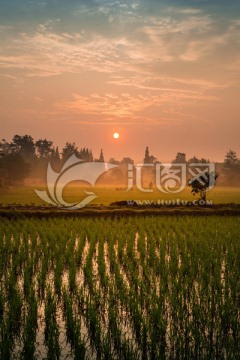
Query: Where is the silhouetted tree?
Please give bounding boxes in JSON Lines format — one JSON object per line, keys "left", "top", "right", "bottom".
{"left": 35, "top": 139, "right": 53, "bottom": 159}
{"left": 52, "top": 146, "right": 60, "bottom": 162}
{"left": 11, "top": 135, "right": 35, "bottom": 161}
{"left": 144, "top": 146, "right": 156, "bottom": 164}
{"left": 79, "top": 148, "right": 93, "bottom": 162}
{"left": 89, "top": 150, "right": 93, "bottom": 162}
{"left": 144, "top": 146, "right": 150, "bottom": 163}
{"left": 188, "top": 170, "right": 218, "bottom": 202}
{"left": 188, "top": 156, "right": 208, "bottom": 164}
{"left": 99, "top": 149, "right": 104, "bottom": 162}
{"left": 51, "top": 146, "right": 61, "bottom": 171}
{"left": 62, "top": 142, "right": 78, "bottom": 162}
{"left": 0, "top": 139, "right": 11, "bottom": 156}
{"left": 121, "top": 157, "right": 134, "bottom": 165}
{"left": 223, "top": 150, "right": 240, "bottom": 185}
{"left": 173, "top": 152, "right": 187, "bottom": 164}
{"left": 224, "top": 150, "right": 239, "bottom": 170}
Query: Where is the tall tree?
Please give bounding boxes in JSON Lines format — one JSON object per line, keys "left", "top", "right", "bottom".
{"left": 188, "top": 170, "right": 218, "bottom": 202}
{"left": 62, "top": 142, "right": 78, "bottom": 162}
{"left": 224, "top": 150, "right": 239, "bottom": 170}
{"left": 144, "top": 146, "right": 156, "bottom": 164}
{"left": 11, "top": 135, "right": 35, "bottom": 161}
{"left": 223, "top": 149, "right": 240, "bottom": 184}
{"left": 99, "top": 149, "right": 104, "bottom": 162}
{"left": 144, "top": 146, "right": 150, "bottom": 163}
{"left": 173, "top": 152, "right": 187, "bottom": 164}
{"left": 52, "top": 146, "right": 60, "bottom": 162}
{"left": 79, "top": 148, "right": 93, "bottom": 162}
{"left": 35, "top": 139, "right": 53, "bottom": 159}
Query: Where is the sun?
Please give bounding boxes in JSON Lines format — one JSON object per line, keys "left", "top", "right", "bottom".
{"left": 113, "top": 132, "right": 119, "bottom": 139}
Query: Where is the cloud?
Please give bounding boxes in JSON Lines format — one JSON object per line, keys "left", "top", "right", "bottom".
{"left": 58, "top": 92, "right": 160, "bottom": 118}
{"left": 0, "top": 13, "right": 236, "bottom": 84}
{"left": 0, "top": 25, "right": 12, "bottom": 32}
{"left": 57, "top": 89, "right": 219, "bottom": 122}
{"left": 0, "top": 6, "right": 237, "bottom": 70}
{"left": 0, "top": 6, "right": 237, "bottom": 83}
{"left": 0, "top": 2, "right": 239, "bottom": 132}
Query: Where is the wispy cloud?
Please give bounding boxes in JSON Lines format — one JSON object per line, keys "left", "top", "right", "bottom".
{"left": 57, "top": 89, "right": 219, "bottom": 123}
{"left": 0, "top": 1, "right": 240, "bottom": 151}
{"left": 0, "top": 8, "right": 238, "bottom": 84}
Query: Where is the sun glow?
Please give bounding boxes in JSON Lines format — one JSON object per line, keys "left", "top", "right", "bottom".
{"left": 113, "top": 132, "right": 119, "bottom": 139}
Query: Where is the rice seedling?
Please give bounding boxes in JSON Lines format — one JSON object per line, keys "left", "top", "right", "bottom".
{"left": 44, "top": 288, "right": 60, "bottom": 360}
{"left": 0, "top": 215, "right": 239, "bottom": 359}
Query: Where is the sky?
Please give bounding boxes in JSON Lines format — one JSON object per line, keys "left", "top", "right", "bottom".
{"left": 0, "top": 0, "right": 240, "bottom": 162}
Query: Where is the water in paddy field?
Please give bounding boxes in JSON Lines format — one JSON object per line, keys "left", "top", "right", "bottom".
{"left": 0, "top": 216, "right": 239, "bottom": 359}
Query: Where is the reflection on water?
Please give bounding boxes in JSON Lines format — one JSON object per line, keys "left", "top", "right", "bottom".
{"left": 1, "top": 216, "right": 239, "bottom": 360}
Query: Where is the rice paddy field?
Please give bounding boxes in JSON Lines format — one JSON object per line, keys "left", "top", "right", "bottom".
{"left": 0, "top": 215, "right": 240, "bottom": 359}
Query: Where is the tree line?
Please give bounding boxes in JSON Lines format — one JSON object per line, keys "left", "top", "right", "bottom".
{"left": 0, "top": 135, "right": 239, "bottom": 185}
{"left": 0, "top": 135, "right": 99, "bottom": 185}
